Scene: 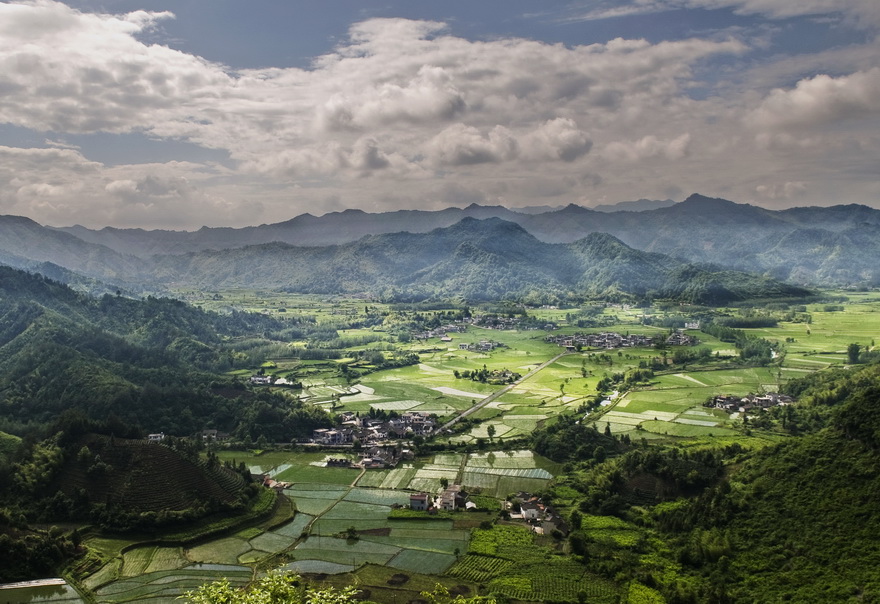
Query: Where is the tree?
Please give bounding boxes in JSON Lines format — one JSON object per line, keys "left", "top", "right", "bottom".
{"left": 848, "top": 342, "right": 862, "bottom": 365}
{"left": 487, "top": 424, "right": 496, "bottom": 441}
{"left": 184, "top": 570, "right": 359, "bottom": 604}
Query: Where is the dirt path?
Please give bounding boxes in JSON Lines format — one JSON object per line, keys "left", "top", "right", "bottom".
{"left": 674, "top": 373, "right": 708, "bottom": 386}
{"left": 350, "top": 467, "right": 366, "bottom": 487}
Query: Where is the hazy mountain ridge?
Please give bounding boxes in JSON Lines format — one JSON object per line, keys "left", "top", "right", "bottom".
{"left": 4, "top": 193, "right": 880, "bottom": 288}
{"left": 151, "top": 217, "right": 809, "bottom": 303}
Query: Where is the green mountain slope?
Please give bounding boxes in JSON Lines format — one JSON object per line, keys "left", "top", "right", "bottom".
{"left": 668, "top": 366, "right": 880, "bottom": 602}
{"left": 0, "top": 266, "right": 331, "bottom": 437}
{"left": 156, "top": 218, "right": 810, "bottom": 303}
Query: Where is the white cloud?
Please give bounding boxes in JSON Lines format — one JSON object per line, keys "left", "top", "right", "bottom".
{"left": 523, "top": 119, "right": 593, "bottom": 162}
{"left": 604, "top": 133, "right": 691, "bottom": 162}
{"left": 0, "top": 2, "right": 877, "bottom": 226}
{"left": 427, "top": 124, "right": 519, "bottom": 166}
{"left": 748, "top": 68, "right": 880, "bottom": 131}
{"left": 565, "top": 0, "right": 880, "bottom": 28}
{"left": 0, "top": 144, "right": 246, "bottom": 228}
{"left": 755, "top": 181, "right": 808, "bottom": 200}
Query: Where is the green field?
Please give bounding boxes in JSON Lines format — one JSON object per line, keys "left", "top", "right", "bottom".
{"left": 76, "top": 292, "right": 880, "bottom": 603}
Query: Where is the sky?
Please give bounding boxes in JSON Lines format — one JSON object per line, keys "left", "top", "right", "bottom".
{"left": 0, "top": 0, "right": 878, "bottom": 230}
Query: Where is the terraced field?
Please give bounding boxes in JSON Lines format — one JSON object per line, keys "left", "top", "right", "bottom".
{"left": 94, "top": 565, "right": 252, "bottom": 603}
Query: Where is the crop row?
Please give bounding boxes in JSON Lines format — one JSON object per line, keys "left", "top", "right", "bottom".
{"left": 447, "top": 554, "right": 512, "bottom": 582}
{"left": 467, "top": 525, "right": 533, "bottom": 556}
{"left": 486, "top": 567, "right": 618, "bottom": 603}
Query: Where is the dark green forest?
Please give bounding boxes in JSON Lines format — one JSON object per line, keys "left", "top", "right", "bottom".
{"left": 0, "top": 266, "right": 330, "bottom": 438}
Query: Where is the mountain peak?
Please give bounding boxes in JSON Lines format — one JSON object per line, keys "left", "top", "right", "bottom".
{"left": 680, "top": 193, "right": 738, "bottom": 207}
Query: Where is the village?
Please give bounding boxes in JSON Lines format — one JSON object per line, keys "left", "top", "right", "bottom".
{"left": 405, "top": 488, "right": 569, "bottom": 537}
{"left": 310, "top": 410, "right": 437, "bottom": 449}
{"left": 546, "top": 329, "right": 699, "bottom": 350}
{"left": 705, "top": 392, "right": 794, "bottom": 414}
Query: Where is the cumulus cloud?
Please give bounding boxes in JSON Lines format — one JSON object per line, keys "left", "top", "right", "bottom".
{"left": 748, "top": 68, "right": 880, "bottom": 131}
{"left": 604, "top": 133, "right": 691, "bottom": 162}
{"left": 0, "top": 144, "right": 246, "bottom": 228}
{"left": 523, "top": 119, "right": 593, "bottom": 162}
{"left": 427, "top": 124, "right": 519, "bottom": 166}
{"left": 0, "top": 1, "right": 876, "bottom": 225}
{"left": 755, "top": 181, "right": 808, "bottom": 200}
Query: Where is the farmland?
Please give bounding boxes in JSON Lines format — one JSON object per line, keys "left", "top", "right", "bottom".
{"left": 65, "top": 291, "right": 880, "bottom": 602}
{"left": 79, "top": 448, "right": 558, "bottom": 602}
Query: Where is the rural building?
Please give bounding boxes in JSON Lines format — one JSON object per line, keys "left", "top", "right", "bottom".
{"left": 521, "top": 500, "right": 543, "bottom": 520}
{"left": 410, "top": 492, "right": 430, "bottom": 511}
{"left": 439, "top": 484, "right": 466, "bottom": 511}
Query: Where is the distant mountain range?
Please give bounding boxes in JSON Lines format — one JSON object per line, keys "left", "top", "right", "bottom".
{"left": 1, "top": 193, "right": 878, "bottom": 298}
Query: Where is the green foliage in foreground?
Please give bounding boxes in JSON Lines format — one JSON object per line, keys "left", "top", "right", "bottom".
{"left": 184, "top": 570, "right": 496, "bottom": 604}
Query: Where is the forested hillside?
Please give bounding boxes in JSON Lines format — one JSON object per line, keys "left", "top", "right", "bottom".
{"left": 532, "top": 361, "right": 880, "bottom": 602}
{"left": 0, "top": 267, "right": 329, "bottom": 438}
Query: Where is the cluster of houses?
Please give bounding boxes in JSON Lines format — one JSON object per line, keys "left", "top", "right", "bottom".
{"left": 311, "top": 410, "right": 437, "bottom": 446}
{"left": 548, "top": 332, "right": 653, "bottom": 350}
{"left": 413, "top": 324, "right": 467, "bottom": 341}
{"left": 249, "top": 375, "right": 300, "bottom": 387}
{"left": 666, "top": 330, "right": 699, "bottom": 346}
{"left": 510, "top": 492, "right": 569, "bottom": 536}
{"left": 458, "top": 339, "right": 504, "bottom": 352}
{"left": 548, "top": 330, "right": 698, "bottom": 350}
{"left": 707, "top": 392, "right": 794, "bottom": 414}
{"left": 320, "top": 447, "right": 414, "bottom": 470}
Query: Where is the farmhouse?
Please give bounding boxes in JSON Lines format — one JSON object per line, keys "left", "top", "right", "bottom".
{"left": 312, "top": 428, "right": 349, "bottom": 445}
{"left": 666, "top": 330, "right": 699, "bottom": 346}
{"left": 520, "top": 500, "right": 543, "bottom": 520}
{"left": 410, "top": 492, "right": 430, "bottom": 511}
{"left": 437, "top": 484, "right": 469, "bottom": 511}
{"left": 147, "top": 432, "right": 165, "bottom": 443}
{"left": 201, "top": 429, "right": 229, "bottom": 442}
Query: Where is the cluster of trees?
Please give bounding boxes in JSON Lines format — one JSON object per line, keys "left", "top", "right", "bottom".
{"left": 453, "top": 366, "right": 521, "bottom": 384}
{"left": 0, "top": 525, "right": 79, "bottom": 583}
{"left": 596, "top": 367, "right": 655, "bottom": 393}
{"left": 701, "top": 321, "right": 777, "bottom": 364}
{"left": 184, "top": 570, "right": 498, "bottom": 604}
{"left": 531, "top": 413, "right": 622, "bottom": 463}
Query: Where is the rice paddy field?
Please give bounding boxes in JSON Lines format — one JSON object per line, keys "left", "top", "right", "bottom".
{"left": 80, "top": 292, "right": 880, "bottom": 602}
{"left": 83, "top": 446, "right": 560, "bottom": 602}
{"left": 0, "top": 580, "right": 84, "bottom": 604}
{"left": 594, "top": 367, "right": 780, "bottom": 438}
{"left": 448, "top": 525, "right": 618, "bottom": 603}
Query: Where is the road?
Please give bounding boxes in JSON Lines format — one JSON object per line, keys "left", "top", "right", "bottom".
{"left": 435, "top": 351, "right": 569, "bottom": 434}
